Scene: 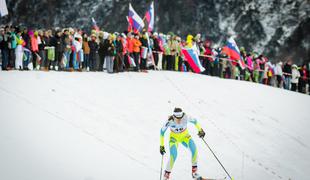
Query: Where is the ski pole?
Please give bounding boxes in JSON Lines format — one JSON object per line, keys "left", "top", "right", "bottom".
{"left": 202, "top": 138, "right": 233, "bottom": 180}
{"left": 160, "top": 155, "right": 164, "bottom": 180}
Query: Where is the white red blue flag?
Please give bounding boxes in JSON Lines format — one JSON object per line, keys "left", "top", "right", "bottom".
{"left": 0, "top": 0, "right": 8, "bottom": 17}
{"left": 222, "top": 37, "right": 246, "bottom": 69}
{"left": 181, "top": 48, "right": 205, "bottom": 73}
{"left": 91, "top": 17, "right": 100, "bottom": 32}
{"left": 128, "top": 3, "right": 145, "bottom": 32}
{"left": 145, "top": 1, "right": 154, "bottom": 32}
{"left": 126, "top": 16, "right": 133, "bottom": 32}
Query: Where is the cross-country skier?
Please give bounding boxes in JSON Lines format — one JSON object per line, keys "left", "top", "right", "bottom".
{"left": 160, "top": 107, "right": 206, "bottom": 180}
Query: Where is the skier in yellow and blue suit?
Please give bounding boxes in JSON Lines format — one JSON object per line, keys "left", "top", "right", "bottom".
{"left": 160, "top": 107, "right": 205, "bottom": 180}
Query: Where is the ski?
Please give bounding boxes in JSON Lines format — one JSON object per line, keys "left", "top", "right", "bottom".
{"left": 199, "top": 177, "right": 227, "bottom": 180}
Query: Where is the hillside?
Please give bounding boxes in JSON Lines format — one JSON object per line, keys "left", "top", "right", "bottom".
{"left": 0, "top": 71, "right": 309, "bottom": 180}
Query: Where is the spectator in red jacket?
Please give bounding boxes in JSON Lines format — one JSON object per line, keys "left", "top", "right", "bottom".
{"left": 298, "top": 64, "right": 308, "bottom": 93}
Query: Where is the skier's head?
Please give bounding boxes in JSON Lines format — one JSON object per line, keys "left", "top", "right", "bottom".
{"left": 173, "top": 107, "right": 184, "bottom": 119}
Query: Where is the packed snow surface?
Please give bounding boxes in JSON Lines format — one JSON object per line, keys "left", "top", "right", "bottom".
{"left": 0, "top": 71, "right": 309, "bottom": 180}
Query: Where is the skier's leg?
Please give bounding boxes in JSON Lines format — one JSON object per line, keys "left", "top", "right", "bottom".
{"left": 181, "top": 137, "right": 198, "bottom": 167}
{"left": 182, "top": 136, "right": 200, "bottom": 178}
{"left": 165, "top": 137, "right": 178, "bottom": 172}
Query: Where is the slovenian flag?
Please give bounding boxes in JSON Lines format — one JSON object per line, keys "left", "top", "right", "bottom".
{"left": 181, "top": 48, "right": 205, "bottom": 73}
{"left": 128, "top": 3, "right": 145, "bottom": 32}
{"left": 222, "top": 37, "right": 246, "bottom": 69}
{"left": 0, "top": 0, "right": 8, "bottom": 17}
{"left": 145, "top": 1, "right": 154, "bottom": 32}
{"left": 91, "top": 17, "right": 100, "bottom": 32}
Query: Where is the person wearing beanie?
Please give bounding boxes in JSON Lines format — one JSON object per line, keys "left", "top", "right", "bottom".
{"left": 14, "top": 30, "right": 25, "bottom": 70}
{"left": 160, "top": 107, "right": 205, "bottom": 180}
{"left": 274, "top": 61, "right": 283, "bottom": 88}
{"left": 88, "top": 34, "right": 99, "bottom": 71}
{"left": 151, "top": 32, "right": 161, "bottom": 69}
{"left": 82, "top": 33, "right": 90, "bottom": 71}
{"left": 104, "top": 34, "right": 115, "bottom": 73}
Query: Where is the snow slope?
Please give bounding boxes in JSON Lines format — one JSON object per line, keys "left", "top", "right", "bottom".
{"left": 0, "top": 71, "right": 309, "bottom": 180}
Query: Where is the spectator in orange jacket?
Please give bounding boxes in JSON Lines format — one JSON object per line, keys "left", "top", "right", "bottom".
{"left": 132, "top": 34, "right": 142, "bottom": 71}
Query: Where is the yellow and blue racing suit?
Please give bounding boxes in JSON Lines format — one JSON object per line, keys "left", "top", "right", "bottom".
{"left": 160, "top": 114, "right": 202, "bottom": 172}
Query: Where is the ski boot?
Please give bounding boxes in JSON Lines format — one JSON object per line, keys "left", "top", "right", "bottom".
{"left": 192, "top": 166, "right": 203, "bottom": 180}
{"left": 163, "top": 170, "right": 171, "bottom": 180}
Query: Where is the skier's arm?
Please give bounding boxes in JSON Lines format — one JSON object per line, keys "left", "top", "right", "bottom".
{"left": 160, "top": 120, "right": 170, "bottom": 146}
{"left": 188, "top": 117, "right": 202, "bottom": 131}
{"left": 189, "top": 116, "right": 206, "bottom": 138}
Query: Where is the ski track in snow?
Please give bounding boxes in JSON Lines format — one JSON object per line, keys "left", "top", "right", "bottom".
{"left": 160, "top": 72, "right": 285, "bottom": 179}
{"left": 0, "top": 80, "right": 158, "bottom": 171}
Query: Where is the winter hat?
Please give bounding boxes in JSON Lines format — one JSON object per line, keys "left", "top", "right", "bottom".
{"left": 28, "top": 30, "right": 34, "bottom": 36}
{"left": 187, "top": 34, "right": 193, "bottom": 41}
{"left": 68, "top": 27, "right": 74, "bottom": 34}
{"left": 90, "top": 33, "right": 97, "bottom": 38}
{"left": 195, "top": 33, "right": 201, "bottom": 41}
{"left": 111, "top": 34, "right": 116, "bottom": 40}
{"left": 173, "top": 107, "right": 184, "bottom": 119}
{"left": 74, "top": 33, "right": 82, "bottom": 40}
{"left": 292, "top": 64, "right": 298, "bottom": 69}
{"left": 98, "top": 31, "right": 104, "bottom": 38}
{"left": 91, "top": 29, "right": 97, "bottom": 35}
{"left": 103, "top": 32, "right": 110, "bottom": 40}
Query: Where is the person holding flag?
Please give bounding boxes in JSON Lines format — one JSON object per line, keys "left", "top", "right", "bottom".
{"left": 181, "top": 35, "right": 205, "bottom": 73}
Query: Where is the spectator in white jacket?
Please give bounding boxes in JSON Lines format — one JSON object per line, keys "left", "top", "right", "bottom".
{"left": 275, "top": 61, "right": 283, "bottom": 88}
{"left": 291, "top": 64, "right": 300, "bottom": 91}
{"left": 72, "top": 35, "right": 82, "bottom": 70}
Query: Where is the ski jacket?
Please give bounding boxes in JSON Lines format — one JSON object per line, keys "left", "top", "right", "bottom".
{"left": 160, "top": 114, "right": 202, "bottom": 146}
{"left": 126, "top": 37, "right": 134, "bottom": 53}
{"left": 291, "top": 68, "right": 300, "bottom": 84}
{"left": 82, "top": 41, "right": 90, "bottom": 54}
{"left": 132, "top": 38, "right": 142, "bottom": 53}
{"left": 283, "top": 63, "right": 292, "bottom": 75}
{"left": 88, "top": 40, "right": 99, "bottom": 54}
{"left": 275, "top": 63, "right": 283, "bottom": 76}
{"left": 30, "top": 36, "right": 39, "bottom": 52}
{"left": 246, "top": 56, "right": 254, "bottom": 71}
{"left": 73, "top": 39, "right": 82, "bottom": 53}
{"left": 152, "top": 37, "right": 161, "bottom": 52}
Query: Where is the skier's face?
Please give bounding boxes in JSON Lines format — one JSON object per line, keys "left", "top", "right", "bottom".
{"left": 175, "top": 117, "right": 182, "bottom": 124}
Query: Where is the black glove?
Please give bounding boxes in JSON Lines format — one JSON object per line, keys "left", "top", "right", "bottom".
{"left": 160, "top": 146, "right": 166, "bottom": 155}
{"left": 198, "top": 129, "right": 205, "bottom": 138}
